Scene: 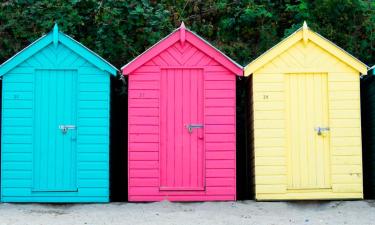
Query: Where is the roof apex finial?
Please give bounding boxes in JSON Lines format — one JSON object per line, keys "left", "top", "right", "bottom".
{"left": 302, "top": 21, "right": 309, "bottom": 45}
{"left": 179, "top": 21, "right": 186, "bottom": 46}
{"left": 303, "top": 21, "right": 308, "bottom": 30}
{"left": 53, "top": 23, "right": 59, "bottom": 47}
{"left": 180, "top": 21, "right": 186, "bottom": 30}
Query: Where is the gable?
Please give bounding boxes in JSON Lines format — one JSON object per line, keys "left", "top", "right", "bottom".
{"left": 257, "top": 39, "right": 358, "bottom": 74}
{"left": 133, "top": 40, "right": 225, "bottom": 72}
{"left": 245, "top": 23, "right": 367, "bottom": 76}
{"left": 0, "top": 25, "right": 117, "bottom": 76}
{"left": 10, "top": 43, "right": 92, "bottom": 71}
{"left": 122, "top": 24, "right": 242, "bottom": 76}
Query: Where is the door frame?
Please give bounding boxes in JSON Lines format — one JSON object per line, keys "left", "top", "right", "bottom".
{"left": 31, "top": 68, "right": 78, "bottom": 193}
{"left": 158, "top": 67, "right": 206, "bottom": 192}
{"left": 284, "top": 72, "right": 332, "bottom": 191}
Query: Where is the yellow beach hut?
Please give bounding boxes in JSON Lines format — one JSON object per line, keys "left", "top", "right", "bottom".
{"left": 245, "top": 22, "right": 368, "bottom": 200}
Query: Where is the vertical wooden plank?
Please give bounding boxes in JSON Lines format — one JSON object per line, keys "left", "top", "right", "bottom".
{"left": 182, "top": 69, "right": 190, "bottom": 188}
{"left": 175, "top": 69, "right": 183, "bottom": 187}
{"left": 190, "top": 69, "right": 198, "bottom": 188}
{"left": 167, "top": 69, "right": 175, "bottom": 187}
{"left": 160, "top": 70, "right": 167, "bottom": 188}
{"left": 197, "top": 69, "right": 204, "bottom": 188}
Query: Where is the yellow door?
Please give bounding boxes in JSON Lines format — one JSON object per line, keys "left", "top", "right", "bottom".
{"left": 286, "top": 73, "right": 331, "bottom": 190}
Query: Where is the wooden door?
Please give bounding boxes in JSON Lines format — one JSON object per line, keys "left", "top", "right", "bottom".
{"left": 33, "top": 70, "right": 77, "bottom": 192}
{"left": 160, "top": 68, "right": 205, "bottom": 191}
{"left": 286, "top": 73, "right": 331, "bottom": 190}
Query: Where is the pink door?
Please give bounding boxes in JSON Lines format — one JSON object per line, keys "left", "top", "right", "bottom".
{"left": 160, "top": 68, "right": 204, "bottom": 191}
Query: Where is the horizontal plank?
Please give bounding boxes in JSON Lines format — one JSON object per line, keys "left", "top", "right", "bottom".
{"left": 254, "top": 120, "right": 284, "bottom": 129}
{"left": 205, "top": 90, "right": 235, "bottom": 98}
{"left": 205, "top": 107, "right": 235, "bottom": 116}
{"left": 128, "top": 116, "right": 159, "bottom": 125}
{"left": 129, "top": 169, "right": 158, "bottom": 178}
{"left": 205, "top": 142, "right": 235, "bottom": 151}
{"left": 206, "top": 168, "right": 235, "bottom": 178}
{"left": 332, "top": 155, "right": 362, "bottom": 165}
{"left": 129, "top": 134, "right": 158, "bottom": 143}
{"left": 3, "top": 100, "right": 32, "bottom": 109}
{"left": 78, "top": 109, "right": 108, "bottom": 118}
{"left": 129, "top": 161, "right": 158, "bottom": 169}
{"left": 205, "top": 116, "right": 235, "bottom": 125}
{"left": 205, "top": 133, "right": 235, "bottom": 142}
{"left": 205, "top": 81, "right": 235, "bottom": 90}
{"left": 254, "top": 147, "right": 285, "bottom": 157}
{"left": 128, "top": 107, "right": 159, "bottom": 116}
{"left": 206, "top": 160, "right": 235, "bottom": 169}
{"left": 79, "top": 92, "right": 109, "bottom": 101}
{"left": 78, "top": 118, "right": 109, "bottom": 126}
{"left": 205, "top": 124, "right": 235, "bottom": 134}
{"left": 128, "top": 99, "right": 159, "bottom": 108}
{"left": 129, "top": 125, "right": 159, "bottom": 134}
{"left": 3, "top": 92, "right": 32, "bottom": 100}
{"left": 2, "top": 127, "right": 33, "bottom": 135}
{"left": 3, "top": 83, "right": 33, "bottom": 91}
{"left": 79, "top": 100, "right": 108, "bottom": 109}
{"left": 206, "top": 151, "right": 235, "bottom": 160}
{"left": 255, "top": 166, "right": 286, "bottom": 175}
{"left": 2, "top": 109, "right": 32, "bottom": 118}
{"left": 129, "top": 143, "right": 159, "bottom": 151}
{"left": 129, "top": 178, "right": 158, "bottom": 187}
{"left": 129, "top": 81, "right": 159, "bottom": 90}
{"left": 129, "top": 151, "right": 158, "bottom": 161}
{"left": 205, "top": 98, "right": 234, "bottom": 107}
{"left": 254, "top": 101, "right": 284, "bottom": 111}
{"left": 129, "top": 90, "right": 159, "bottom": 99}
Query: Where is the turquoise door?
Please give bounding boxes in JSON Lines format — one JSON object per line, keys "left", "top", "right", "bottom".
{"left": 33, "top": 70, "right": 78, "bottom": 192}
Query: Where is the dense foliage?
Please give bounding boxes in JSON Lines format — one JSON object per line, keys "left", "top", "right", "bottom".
{"left": 0, "top": 0, "right": 374, "bottom": 68}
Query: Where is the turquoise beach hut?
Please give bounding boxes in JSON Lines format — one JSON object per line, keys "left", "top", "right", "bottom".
{"left": 0, "top": 25, "right": 117, "bottom": 202}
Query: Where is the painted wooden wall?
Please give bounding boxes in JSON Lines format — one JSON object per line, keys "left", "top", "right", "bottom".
{"left": 128, "top": 40, "right": 237, "bottom": 201}
{"left": 1, "top": 43, "right": 110, "bottom": 202}
{"left": 251, "top": 39, "right": 363, "bottom": 200}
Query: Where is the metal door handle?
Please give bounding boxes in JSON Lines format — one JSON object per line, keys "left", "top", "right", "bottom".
{"left": 59, "top": 125, "right": 76, "bottom": 134}
{"left": 315, "top": 127, "right": 330, "bottom": 136}
{"left": 185, "top": 124, "right": 204, "bottom": 134}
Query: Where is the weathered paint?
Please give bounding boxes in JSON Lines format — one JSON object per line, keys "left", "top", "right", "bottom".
{"left": 245, "top": 22, "right": 368, "bottom": 200}
{"left": 0, "top": 24, "right": 117, "bottom": 202}
{"left": 123, "top": 23, "right": 242, "bottom": 202}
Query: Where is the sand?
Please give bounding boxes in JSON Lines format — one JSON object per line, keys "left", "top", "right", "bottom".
{"left": 0, "top": 200, "right": 374, "bottom": 225}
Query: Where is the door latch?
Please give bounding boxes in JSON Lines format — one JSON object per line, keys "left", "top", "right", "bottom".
{"left": 59, "top": 125, "right": 76, "bottom": 134}
{"left": 185, "top": 124, "right": 204, "bottom": 134}
{"left": 314, "top": 127, "right": 330, "bottom": 136}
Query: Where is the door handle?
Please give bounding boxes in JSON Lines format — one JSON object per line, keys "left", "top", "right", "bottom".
{"left": 314, "top": 127, "right": 330, "bottom": 136}
{"left": 59, "top": 125, "right": 76, "bottom": 134}
{"left": 185, "top": 124, "right": 204, "bottom": 134}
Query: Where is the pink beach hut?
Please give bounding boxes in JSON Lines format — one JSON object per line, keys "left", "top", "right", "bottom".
{"left": 122, "top": 23, "right": 243, "bottom": 202}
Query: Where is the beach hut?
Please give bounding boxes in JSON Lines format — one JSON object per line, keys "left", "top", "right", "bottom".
{"left": 122, "top": 23, "right": 242, "bottom": 202}
{"left": 245, "top": 22, "right": 368, "bottom": 200}
{"left": 0, "top": 24, "right": 117, "bottom": 202}
{"left": 361, "top": 65, "right": 375, "bottom": 198}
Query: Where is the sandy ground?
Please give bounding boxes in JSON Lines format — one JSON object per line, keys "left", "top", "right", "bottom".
{"left": 0, "top": 201, "right": 374, "bottom": 225}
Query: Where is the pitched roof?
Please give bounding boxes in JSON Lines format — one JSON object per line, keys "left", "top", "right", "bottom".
{"left": 244, "top": 22, "right": 368, "bottom": 76}
{"left": 0, "top": 24, "right": 118, "bottom": 76}
{"left": 121, "top": 22, "right": 243, "bottom": 75}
